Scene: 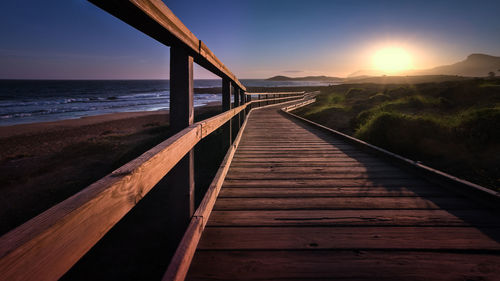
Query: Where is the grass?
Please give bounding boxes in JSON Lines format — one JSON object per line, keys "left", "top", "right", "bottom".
{"left": 295, "top": 78, "right": 500, "bottom": 189}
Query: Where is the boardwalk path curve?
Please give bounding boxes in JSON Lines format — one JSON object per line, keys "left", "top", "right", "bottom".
{"left": 186, "top": 101, "right": 500, "bottom": 280}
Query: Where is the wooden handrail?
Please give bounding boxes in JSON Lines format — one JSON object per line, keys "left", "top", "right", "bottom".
{"left": 89, "top": 0, "right": 246, "bottom": 91}
{"left": 0, "top": 0, "right": 308, "bottom": 279}
{"left": 0, "top": 93, "right": 304, "bottom": 281}
{"left": 246, "top": 91, "right": 305, "bottom": 95}
{"left": 0, "top": 104, "right": 248, "bottom": 281}
{"left": 250, "top": 94, "right": 305, "bottom": 104}
{"left": 162, "top": 94, "right": 311, "bottom": 281}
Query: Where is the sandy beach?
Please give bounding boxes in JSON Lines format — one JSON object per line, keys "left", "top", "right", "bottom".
{"left": 0, "top": 102, "right": 221, "bottom": 235}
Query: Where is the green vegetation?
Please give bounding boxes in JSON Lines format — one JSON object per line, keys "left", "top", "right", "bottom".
{"left": 295, "top": 78, "right": 500, "bottom": 189}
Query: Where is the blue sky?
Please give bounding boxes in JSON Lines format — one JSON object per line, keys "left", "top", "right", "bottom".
{"left": 1, "top": 0, "right": 499, "bottom": 79}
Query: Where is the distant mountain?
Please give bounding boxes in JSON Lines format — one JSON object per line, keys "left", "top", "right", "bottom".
{"left": 344, "top": 75, "right": 473, "bottom": 84}
{"left": 410, "top": 54, "right": 500, "bottom": 77}
{"left": 348, "top": 54, "right": 500, "bottom": 78}
{"left": 267, "top": 75, "right": 343, "bottom": 82}
{"left": 347, "top": 69, "right": 385, "bottom": 78}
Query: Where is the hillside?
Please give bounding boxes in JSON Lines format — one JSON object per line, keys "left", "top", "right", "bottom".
{"left": 348, "top": 53, "right": 500, "bottom": 78}
{"left": 344, "top": 75, "right": 473, "bottom": 84}
{"left": 413, "top": 54, "right": 500, "bottom": 77}
{"left": 267, "top": 75, "right": 343, "bottom": 82}
{"left": 294, "top": 78, "right": 500, "bottom": 189}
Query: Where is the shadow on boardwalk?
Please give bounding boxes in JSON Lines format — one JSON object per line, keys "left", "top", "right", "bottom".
{"left": 283, "top": 110, "right": 500, "bottom": 246}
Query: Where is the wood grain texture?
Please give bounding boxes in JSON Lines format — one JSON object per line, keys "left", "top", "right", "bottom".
{"left": 0, "top": 94, "right": 267, "bottom": 281}
{"left": 198, "top": 227, "right": 500, "bottom": 250}
{"left": 163, "top": 105, "right": 258, "bottom": 281}
{"left": 218, "top": 186, "right": 448, "bottom": 197}
{"left": 0, "top": 125, "right": 201, "bottom": 281}
{"left": 199, "top": 104, "right": 246, "bottom": 138}
{"left": 162, "top": 217, "right": 203, "bottom": 281}
{"left": 207, "top": 209, "right": 500, "bottom": 227}
{"left": 213, "top": 197, "right": 475, "bottom": 210}
{"left": 187, "top": 251, "right": 500, "bottom": 281}
{"left": 222, "top": 178, "right": 432, "bottom": 188}
{"left": 186, "top": 99, "right": 500, "bottom": 281}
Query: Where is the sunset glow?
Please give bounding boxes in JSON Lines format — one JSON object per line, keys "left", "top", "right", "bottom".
{"left": 372, "top": 47, "right": 413, "bottom": 73}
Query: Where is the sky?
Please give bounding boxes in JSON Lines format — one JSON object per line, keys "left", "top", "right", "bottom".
{"left": 0, "top": 0, "right": 499, "bottom": 79}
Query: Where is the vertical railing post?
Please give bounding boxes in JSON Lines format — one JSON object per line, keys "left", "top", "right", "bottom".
{"left": 247, "top": 94, "right": 252, "bottom": 112}
{"left": 239, "top": 89, "right": 245, "bottom": 125}
{"left": 233, "top": 86, "right": 240, "bottom": 131}
{"left": 222, "top": 78, "right": 232, "bottom": 146}
{"left": 169, "top": 46, "right": 195, "bottom": 233}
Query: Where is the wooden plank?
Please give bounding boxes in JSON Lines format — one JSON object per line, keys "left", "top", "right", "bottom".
{"left": 198, "top": 227, "right": 500, "bottom": 250}
{"left": 0, "top": 125, "right": 202, "bottom": 281}
{"left": 218, "top": 187, "right": 448, "bottom": 198}
{"left": 222, "top": 178, "right": 431, "bottom": 188}
{"left": 186, "top": 251, "right": 500, "bottom": 281}
{"left": 198, "top": 104, "right": 246, "bottom": 138}
{"left": 285, "top": 106, "right": 500, "bottom": 206}
{"left": 188, "top": 100, "right": 500, "bottom": 281}
{"left": 207, "top": 210, "right": 500, "bottom": 227}
{"left": 0, "top": 88, "right": 252, "bottom": 281}
{"left": 236, "top": 146, "right": 361, "bottom": 150}
{"left": 237, "top": 143, "right": 351, "bottom": 147}
{"left": 162, "top": 105, "right": 252, "bottom": 281}
{"left": 229, "top": 162, "right": 396, "bottom": 168}
{"left": 224, "top": 172, "right": 414, "bottom": 180}
{"left": 230, "top": 157, "right": 382, "bottom": 163}
{"left": 226, "top": 166, "right": 402, "bottom": 174}
{"left": 233, "top": 152, "right": 380, "bottom": 158}
{"left": 162, "top": 217, "right": 203, "bottom": 281}
{"left": 213, "top": 197, "right": 475, "bottom": 210}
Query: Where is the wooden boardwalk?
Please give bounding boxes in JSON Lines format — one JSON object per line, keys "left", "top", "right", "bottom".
{"left": 185, "top": 102, "right": 500, "bottom": 280}
{"left": 2, "top": 2, "right": 499, "bottom": 280}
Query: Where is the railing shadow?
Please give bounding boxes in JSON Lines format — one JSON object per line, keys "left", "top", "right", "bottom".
{"left": 278, "top": 108, "right": 500, "bottom": 246}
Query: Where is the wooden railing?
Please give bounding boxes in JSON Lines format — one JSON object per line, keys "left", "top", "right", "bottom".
{"left": 0, "top": 1, "right": 305, "bottom": 280}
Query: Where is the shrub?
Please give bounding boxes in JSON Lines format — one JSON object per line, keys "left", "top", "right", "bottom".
{"left": 345, "top": 88, "right": 366, "bottom": 99}
{"left": 368, "top": 93, "right": 390, "bottom": 102}
{"left": 354, "top": 112, "right": 449, "bottom": 158}
{"left": 456, "top": 107, "right": 500, "bottom": 145}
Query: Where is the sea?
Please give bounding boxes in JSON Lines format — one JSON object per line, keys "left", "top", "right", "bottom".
{"left": 0, "top": 79, "right": 334, "bottom": 126}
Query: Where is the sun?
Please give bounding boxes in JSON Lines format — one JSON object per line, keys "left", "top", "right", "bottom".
{"left": 372, "top": 47, "right": 413, "bottom": 73}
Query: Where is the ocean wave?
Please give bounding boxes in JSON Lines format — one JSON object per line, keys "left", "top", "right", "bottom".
{"left": 0, "top": 88, "right": 223, "bottom": 125}
{"left": 1, "top": 112, "right": 32, "bottom": 119}
{"left": 129, "top": 88, "right": 168, "bottom": 94}
{"left": 116, "top": 92, "right": 169, "bottom": 100}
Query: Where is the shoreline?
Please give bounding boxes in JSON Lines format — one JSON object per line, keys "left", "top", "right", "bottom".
{"left": 0, "top": 101, "right": 222, "bottom": 235}
{"left": 0, "top": 101, "right": 221, "bottom": 138}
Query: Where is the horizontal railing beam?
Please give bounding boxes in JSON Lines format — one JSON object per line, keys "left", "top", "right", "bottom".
{"left": 0, "top": 102, "right": 250, "bottom": 281}
{"left": 89, "top": 0, "right": 245, "bottom": 90}
{"left": 162, "top": 94, "right": 310, "bottom": 281}
{"left": 246, "top": 91, "right": 305, "bottom": 95}
{"left": 0, "top": 92, "right": 306, "bottom": 281}
{"left": 249, "top": 94, "right": 305, "bottom": 104}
